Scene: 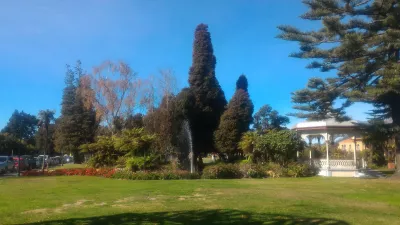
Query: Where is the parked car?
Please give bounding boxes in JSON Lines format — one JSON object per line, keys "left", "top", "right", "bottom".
{"left": 64, "top": 155, "right": 73, "bottom": 164}
{"left": 0, "top": 156, "right": 14, "bottom": 173}
{"left": 53, "top": 156, "right": 62, "bottom": 165}
{"left": 22, "top": 155, "right": 37, "bottom": 169}
{"left": 13, "top": 156, "right": 29, "bottom": 171}
{"left": 36, "top": 156, "right": 48, "bottom": 168}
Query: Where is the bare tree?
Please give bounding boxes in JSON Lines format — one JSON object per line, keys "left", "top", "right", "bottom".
{"left": 87, "top": 61, "right": 138, "bottom": 129}
{"left": 139, "top": 74, "right": 159, "bottom": 114}
{"left": 158, "top": 69, "right": 178, "bottom": 110}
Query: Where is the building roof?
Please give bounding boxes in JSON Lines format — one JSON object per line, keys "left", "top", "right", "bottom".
{"left": 292, "top": 118, "right": 366, "bottom": 131}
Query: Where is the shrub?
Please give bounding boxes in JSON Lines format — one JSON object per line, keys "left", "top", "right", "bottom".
{"left": 246, "top": 166, "right": 267, "bottom": 178}
{"left": 125, "top": 155, "right": 162, "bottom": 171}
{"left": 239, "top": 163, "right": 267, "bottom": 178}
{"left": 265, "top": 163, "right": 287, "bottom": 178}
{"left": 201, "top": 164, "right": 243, "bottom": 179}
{"left": 286, "top": 162, "right": 319, "bottom": 177}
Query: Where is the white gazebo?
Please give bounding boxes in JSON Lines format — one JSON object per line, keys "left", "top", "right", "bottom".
{"left": 293, "top": 118, "right": 366, "bottom": 177}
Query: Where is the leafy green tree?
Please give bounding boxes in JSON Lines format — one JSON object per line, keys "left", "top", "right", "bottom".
{"left": 253, "top": 105, "right": 289, "bottom": 132}
{"left": 2, "top": 110, "right": 38, "bottom": 141}
{"left": 80, "top": 136, "right": 116, "bottom": 168}
{"left": 113, "top": 128, "right": 156, "bottom": 157}
{"left": 361, "top": 120, "right": 395, "bottom": 166}
{"left": 255, "top": 130, "right": 304, "bottom": 165}
{"left": 0, "top": 133, "right": 25, "bottom": 155}
{"left": 80, "top": 128, "right": 155, "bottom": 168}
{"left": 278, "top": 0, "right": 400, "bottom": 172}
{"left": 188, "top": 24, "right": 227, "bottom": 158}
{"left": 2, "top": 110, "right": 38, "bottom": 175}
{"left": 214, "top": 75, "right": 254, "bottom": 159}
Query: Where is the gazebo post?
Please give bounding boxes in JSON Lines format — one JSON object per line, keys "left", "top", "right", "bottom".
{"left": 325, "top": 133, "right": 330, "bottom": 176}
{"left": 353, "top": 136, "right": 357, "bottom": 169}
{"left": 308, "top": 136, "right": 312, "bottom": 165}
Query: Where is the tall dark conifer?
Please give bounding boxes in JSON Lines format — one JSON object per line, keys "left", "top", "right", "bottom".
{"left": 55, "top": 61, "right": 97, "bottom": 163}
{"left": 188, "top": 24, "right": 227, "bottom": 157}
{"left": 214, "top": 75, "right": 254, "bottom": 158}
{"left": 55, "top": 65, "right": 77, "bottom": 158}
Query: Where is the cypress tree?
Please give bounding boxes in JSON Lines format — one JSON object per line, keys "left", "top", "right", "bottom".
{"left": 214, "top": 75, "right": 254, "bottom": 159}
{"left": 188, "top": 24, "right": 227, "bottom": 156}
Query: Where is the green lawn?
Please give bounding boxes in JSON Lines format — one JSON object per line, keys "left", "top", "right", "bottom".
{"left": 0, "top": 177, "right": 399, "bottom": 225}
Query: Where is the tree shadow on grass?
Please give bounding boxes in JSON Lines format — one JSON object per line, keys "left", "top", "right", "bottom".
{"left": 19, "top": 209, "right": 350, "bottom": 225}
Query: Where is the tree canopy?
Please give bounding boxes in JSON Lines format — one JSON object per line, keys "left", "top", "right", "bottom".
{"left": 253, "top": 105, "right": 290, "bottom": 132}
{"left": 2, "top": 110, "right": 38, "bottom": 141}
{"left": 278, "top": 0, "right": 400, "bottom": 171}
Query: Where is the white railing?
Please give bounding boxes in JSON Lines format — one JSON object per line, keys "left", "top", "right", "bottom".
{"left": 313, "top": 159, "right": 356, "bottom": 170}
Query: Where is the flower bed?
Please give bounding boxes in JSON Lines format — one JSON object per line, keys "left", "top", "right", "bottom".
{"left": 22, "top": 168, "right": 199, "bottom": 180}
{"left": 22, "top": 168, "right": 116, "bottom": 178}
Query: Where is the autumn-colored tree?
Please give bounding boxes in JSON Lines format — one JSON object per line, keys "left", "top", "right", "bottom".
{"left": 88, "top": 61, "right": 138, "bottom": 131}
{"left": 214, "top": 75, "right": 254, "bottom": 159}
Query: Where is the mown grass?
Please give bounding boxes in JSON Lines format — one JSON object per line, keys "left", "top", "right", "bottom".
{"left": 0, "top": 176, "right": 399, "bottom": 224}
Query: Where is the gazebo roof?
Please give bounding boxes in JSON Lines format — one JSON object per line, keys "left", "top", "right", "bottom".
{"left": 292, "top": 118, "right": 365, "bottom": 131}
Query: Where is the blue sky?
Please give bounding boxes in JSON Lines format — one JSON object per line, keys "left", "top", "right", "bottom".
{"left": 0, "top": 0, "right": 372, "bottom": 129}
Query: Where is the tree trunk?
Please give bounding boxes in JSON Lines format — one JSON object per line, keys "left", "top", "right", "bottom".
{"left": 394, "top": 134, "right": 400, "bottom": 174}
{"left": 391, "top": 102, "right": 400, "bottom": 176}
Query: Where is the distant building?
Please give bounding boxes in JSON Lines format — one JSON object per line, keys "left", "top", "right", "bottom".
{"left": 337, "top": 137, "right": 368, "bottom": 152}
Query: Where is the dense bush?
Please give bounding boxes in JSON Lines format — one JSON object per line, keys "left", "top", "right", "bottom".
{"left": 80, "top": 128, "right": 156, "bottom": 168}
{"left": 125, "top": 155, "right": 162, "bottom": 171}
{"left": 286, "top": 162, "right": 319, "bottom": 177}
{"left": 201, "top": 164, "right": 243, "bottom": 179}
{"left": 238, "top": 162, "right": 267, "bottom": 178}
{"left": 239, "top": 130, "right": 304, "bottom": 164}
{"left": 265, "top": 163, "right": 287, "bottom": 178}
{"left": 112, "top": 169, "right": 200, "bottom": 180}
{"left": 265, "top": 162, "right": 318, "bottom": 178}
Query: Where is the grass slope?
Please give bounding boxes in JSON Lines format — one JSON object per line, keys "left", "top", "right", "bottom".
{"left": 0, "top": 177, "right": 399, "bottom": 225}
